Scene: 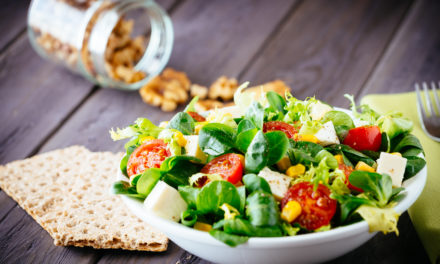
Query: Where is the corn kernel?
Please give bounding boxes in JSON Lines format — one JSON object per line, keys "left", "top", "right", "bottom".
{"left": 295, "top": 134, "right": 319, "bottom": 143}
{"left": 281, "top": 201, "right": 302, "bottom": 223}
{"left": 173, "top": 131, "right": 187, "bottom": 147}
{"left": 334, "top": 154, "right": 344, "bottom": 164}
{"left": 391, "top": 152, "right": 402, "bottom": 157}
{"left": 277, "top": 156, "right": 292, "bottom": 171}
{"left": 194, "top": 222, "right": 212, "bottom": 232}
{"left": 195, "top": 123, "right": 206, "bottom": 134}
{"left": 355, "top": 161, "right": 375, "bottom": 172}
{"left": 159, "top": 121, "right": 169, "bottom": 128}
{"left": 286, "top": 164, "right": 306, "bottom": 178}
{"left": 139, "top": 135, "right": 155, "bottom": 143}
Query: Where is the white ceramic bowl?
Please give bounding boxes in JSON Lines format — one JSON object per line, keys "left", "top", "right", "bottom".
{"left": 119, "top": 107, "right": 427, "bottom": 264}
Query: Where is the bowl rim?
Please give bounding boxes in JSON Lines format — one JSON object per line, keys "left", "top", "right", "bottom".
{"left": 118, "top": 106, "right": 428, "bottom": 248}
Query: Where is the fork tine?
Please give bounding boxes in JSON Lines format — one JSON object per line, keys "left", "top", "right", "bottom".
{"left": 422, "top": 82, "right": 433, "bottom": 115}
{"left": 432, "top": 81, "right": 440, "bottom": 115}
{"left": 415, "top": 83, "right": 427, "bottom": 118}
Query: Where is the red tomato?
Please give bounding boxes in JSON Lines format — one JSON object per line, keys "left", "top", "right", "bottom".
{"left": 201, "top": 153, "right": 244, "bottom": 184}
{"left": 281, "top": 182, "right": 337, "bottom": 230}
{"left": 127, "top": 139, "right": 171, "bottom": 176}
{"left": 343, "top": 125, "right": 382, "bottom": 151}
{"left": 338, "top": 163, "right": 363, "bottom": 193}
{"left": 263, "top": 121, "right": 298, "bottom": 139}
{"left": 188, "top": 111, "right": 206, "bottom": 122}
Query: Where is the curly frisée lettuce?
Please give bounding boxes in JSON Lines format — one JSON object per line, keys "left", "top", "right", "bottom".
{"left": 110, "top": 83, "right": 425, "bottom": 247}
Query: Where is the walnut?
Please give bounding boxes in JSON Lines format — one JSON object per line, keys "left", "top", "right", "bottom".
{"left": 194, "top": 99, "right": 224, "bottom": 112}
{"left": 208, "top": 76, "right": 238, "bottom": 101}
{"left": 161, "top": 68, "right": 191, "bottom": 91}
{"left": 245, "top": 80, "right": 290, "bottom": 97}
{"left": 190, "top": 84, "right": 208, "bottom": 99}
{"left": 139, "top": 68, "right": 191, "bottom": 112}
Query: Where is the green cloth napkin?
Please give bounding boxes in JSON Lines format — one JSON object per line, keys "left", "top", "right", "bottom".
{"left": 362, "top": 92, "right": 440, "bottom": 264}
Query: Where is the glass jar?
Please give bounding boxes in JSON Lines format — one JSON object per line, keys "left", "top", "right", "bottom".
{"left": 27, "top": 0, "right": 173, "bottom": 90}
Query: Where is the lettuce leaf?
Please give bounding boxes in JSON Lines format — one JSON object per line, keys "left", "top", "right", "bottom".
{"left": 356, "top": 205, "right": 400, "bottom": 235}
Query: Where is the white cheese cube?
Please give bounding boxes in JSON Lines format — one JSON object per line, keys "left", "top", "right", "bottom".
{"left": 184, "top": 135, "right": 207, "bottom": 163}
{"left": 144, "top": 181, "right": 188, "bottom": 222}
{"left": 376, "top": 152, "right": 407, "bottom": 187}
{"left": 310, "top": 101, "right": 333, "bottom": 121}
{"left": 314, "top": 121, "right": 340, "bottom": 146}
{"left": 258, "top": 167, "right": 291, "bottom": 200}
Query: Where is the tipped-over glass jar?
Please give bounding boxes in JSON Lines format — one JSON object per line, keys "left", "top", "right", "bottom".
{"left": 28, "top": 0, "right": 173, "bottom": 90}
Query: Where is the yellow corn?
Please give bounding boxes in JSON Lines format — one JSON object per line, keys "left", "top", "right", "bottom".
{"left": 286, "top": 164, "right": 306, "bottom": 178}
{"left": 194, "top": 222, "right": 212, "bottom": 232}
{"left": 276, "top": 156, "right": 292, "bottom": 171}
{"left": 195, "top": 123, "right": 206, "bottom": 134}
{"left": 281, "top": 201, "right": 302, "bottom": 223}
{"left": 296, "top": 134, "right": 319, "bottom": 143}
{"left": 159, "top": 121, "right": 169, "bottom": 128}
{"left": 139, "top": 135, "right": 155, "bottom": 143}
{"left": 173, "top": 131, "right": 187, "bottom": 147}
{"left": 355, "top": 161, "right": 375, "bottom": 172}
{"left": 391, "top": 152, "right": 402, "bottom": 157}
{"left": 334, "top": 154, "right": 344, "bottom": 165}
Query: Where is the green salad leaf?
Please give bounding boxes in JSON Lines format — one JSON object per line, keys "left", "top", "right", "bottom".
{"left": 245, "top": 102, "right": 265, "bottom": 129}
{"left": 245, "top": 131, "right": 269, "bottom": 173}
{"left": 199, "top": 123, "right": 237, "bottom": 156}
{"left": 246, "top": 190, "right": 279, "bottom": 227}
{"left": 242, "top": 173, "right": 272, "bottom": 194}
{"left": 169, "top": 112, "right": 195, "bottom": 135}
{"left": 209, "top": 229, "right": 249, "bottom": 247}
{"left": 196, "top": 181, "right": 241, "bottom": 215}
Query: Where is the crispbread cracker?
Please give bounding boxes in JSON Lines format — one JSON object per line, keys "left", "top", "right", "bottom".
{"left": 0, "top": 146, "right": 168, "bottom": 251}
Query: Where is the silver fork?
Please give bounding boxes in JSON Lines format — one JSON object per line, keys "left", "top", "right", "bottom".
{"left": 415, "top": 81, "right": 440, "bottom": 142}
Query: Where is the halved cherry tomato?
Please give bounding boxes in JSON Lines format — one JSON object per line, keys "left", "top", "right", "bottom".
{"left": 263, "top": 121, "right": 298, "bottom": 139}
{"left": 281, "top": 182, "right": 337, "bottom": 230}
{"left": 127, "top": 139, "right": 171, "bottom": 176}
{"left": 201, "top": 153, "right": 244, "bottom": 184}
{"left": 188, "top": 111, "right": 206, "bottom": 122}
{"left": 343, "top": 125, "right": 381, "bottom": 151}
{"left": 338, "top": 163, "right": 363, "bottom": 193}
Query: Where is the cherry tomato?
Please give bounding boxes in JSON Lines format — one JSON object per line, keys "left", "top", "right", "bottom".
{"left": 338, "top": 163, "right": 363, "bottom": 193}
{"left": 343, "top": 125, "right": 382, "bottom": 151}
{"left": 201, "top": 153, "right": 244, "bottom": 184}
{"left": 127, "top": 139, "right": 171, "bottom": 176}
{"left": 281, "top": 182, "right": 337, "bottom": 230}
{"left": 188, "top": 111, "right": 206, "bottom": 122}
{"left": 263, "top": 121, "right": 298, "bottom": 139}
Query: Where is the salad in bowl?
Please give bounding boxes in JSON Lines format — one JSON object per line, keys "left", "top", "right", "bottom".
{"left": 111, "top": 83, "right": 426, "bottom": 261}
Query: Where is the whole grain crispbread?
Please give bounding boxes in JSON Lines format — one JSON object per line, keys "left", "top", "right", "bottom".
{"left": 0, "top": 146, "right": 168, "bottom": 251}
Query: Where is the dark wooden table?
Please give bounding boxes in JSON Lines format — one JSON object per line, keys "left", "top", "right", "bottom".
{"left": 1, "top": 0, "right": 438, "bottom": 263}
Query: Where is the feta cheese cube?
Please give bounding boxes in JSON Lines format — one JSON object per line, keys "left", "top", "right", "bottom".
{"left": 376, "top": 152, "right": 407, "bottom": 187}
{"left": 184, "top": 135, "right": 207, "bottom": 163}
{"left": 144, "top": 181, "right": 188, "bottom": 222}
{"left": 314, "top": 121, "right": 340, "bottom": 146}
{"left": 310, "top": 101, "right": 333, "bottom": 121}
{"left": 258, "top": 167, "right": 291, "bottom": 200}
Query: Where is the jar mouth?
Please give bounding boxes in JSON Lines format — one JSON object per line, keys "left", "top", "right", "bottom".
{"left": 80, "top": 0, "right": 173, "bottom": 90}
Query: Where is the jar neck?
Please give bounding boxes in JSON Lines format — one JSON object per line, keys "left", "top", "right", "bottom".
{"left": 79, "top": 0, "right": 173, "bottom": 90}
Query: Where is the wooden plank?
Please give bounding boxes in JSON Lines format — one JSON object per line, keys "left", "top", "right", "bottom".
{"left": 0, "top": 35, "right": 94, "bottom": 164}
{"left": 359, "top": 0, "right": 440, "bottom": 96}
{"left": 0, "top": 0, "right": 29, "bottom": 51}
{"left": 240, "top": 0, "right": 413, "bottom": 108}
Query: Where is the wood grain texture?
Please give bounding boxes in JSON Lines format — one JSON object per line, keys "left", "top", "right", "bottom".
{"left": 0, "top": 35, "right": 93, "bottom": 164}
{"left": 360, "top": 0, "right": 440, "bottom": 97}
{"left": 240, "top": 0, "right": 413, "bottom": 108}
{"left": 0, "top": 0, "right": 29, "bottom": 51}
